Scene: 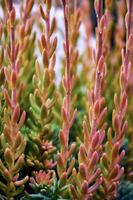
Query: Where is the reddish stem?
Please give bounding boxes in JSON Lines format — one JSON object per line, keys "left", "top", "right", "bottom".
{"left": 46, "top": 10, "right": 50, "bottom": 65}
{"left": 125, "top": 0, "right": 133, "bottom": 82}
{"left": 92, "top": 0, "right": 104, "bottom": 135}
{"left": 7, "top": 0, "right": 13, "bottom": 12}
{"left": 63, "top": 2, "right": 71, "bottom": 120}
{"left": 11, "top": 27, "right": 17, "bottom": 108}
{"left": 11, "top": 27, "right": 15, "bottom": 69}
{"left": 127, "top": 0, "right": 133, "bottom": 39}
{"left": 97, "top": 0, "right": 103, "bottom": 20}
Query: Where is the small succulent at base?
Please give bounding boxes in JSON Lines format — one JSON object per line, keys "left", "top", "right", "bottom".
{"left": 30, "top": 170, "right": 54, "bottom": 186}
{"left": 21, "top": 170, "right": 71, "bottom": 200}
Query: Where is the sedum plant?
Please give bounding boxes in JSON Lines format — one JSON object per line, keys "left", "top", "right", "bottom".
{"left": 0, "top": 1, "right": 29, "bottom": 198}
{"left": 57, "top": 0, "right": 78, "bottom": 184}
{"left": 0, "top": 0, "right": 133, "bottom": 199}
{"left": 70, "top": 0, "right": 107, "bottom": 199}
{"left": 26, "top": 0, "right": 57, "bottom": 170}
{"left": 100, "top": 0, "right": 133, "bottom": 198}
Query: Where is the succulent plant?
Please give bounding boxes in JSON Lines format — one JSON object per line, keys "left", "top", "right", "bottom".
{"left": 0, "top": 0, "right": 133, "bottom": 199}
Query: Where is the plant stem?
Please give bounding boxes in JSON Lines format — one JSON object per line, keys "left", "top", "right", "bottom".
{"left": 63, "top": 1, "right": 71, "bottom": 131}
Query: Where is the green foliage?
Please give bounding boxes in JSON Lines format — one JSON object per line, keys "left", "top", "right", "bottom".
{"left": 117, "top": 180, "right": 133, "bottom": 200}
{"left": 22, "top": 179, "right": 71, "bottom": 200}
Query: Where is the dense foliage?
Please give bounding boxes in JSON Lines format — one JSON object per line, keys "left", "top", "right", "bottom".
{"left": 0, "top": 0, "right": 133, "bottom": 199}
